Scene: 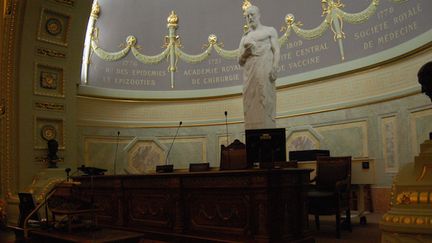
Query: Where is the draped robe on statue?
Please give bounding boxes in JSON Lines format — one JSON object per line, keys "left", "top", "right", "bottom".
{"left": 241, "top": 34, "right": 276, "bottom": 129}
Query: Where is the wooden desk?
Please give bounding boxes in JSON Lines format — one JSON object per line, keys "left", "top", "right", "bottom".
{"left": 63, "top": 168, "right": 313, "bottom": 243}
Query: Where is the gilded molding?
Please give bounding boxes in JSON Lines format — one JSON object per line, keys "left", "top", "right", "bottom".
{"left": 395, "top": 191, "right": 432, "bottom": 205}
{"left": 34, "top": 102, "right": 64, "bottom": 112}
{"left": 1, "top": 0, "right": 21, "bottom": 200}
{"left": 36, "top": 47, "right": 66, "bottom": 59}
{"left": 383, "top": 213, "right": 432, "bottom": 226}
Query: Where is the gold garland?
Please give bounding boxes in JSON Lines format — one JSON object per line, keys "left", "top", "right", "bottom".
{"left": 86, "top": 0, "right": 415, "bottom": 87}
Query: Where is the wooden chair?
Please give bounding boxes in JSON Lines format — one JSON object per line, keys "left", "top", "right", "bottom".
{"left": 307, "top": 156, "right": 352, "bottom": 238}
{"left": 220, "top": 139, "right": 249, "bottom": 170}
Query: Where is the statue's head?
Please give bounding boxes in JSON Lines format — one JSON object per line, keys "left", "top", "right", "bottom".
{"left": 244, "top": 5, "right": 261, "bottom": 30}
{"left": 418, "top": 61, "right": 432, "bottom": 101}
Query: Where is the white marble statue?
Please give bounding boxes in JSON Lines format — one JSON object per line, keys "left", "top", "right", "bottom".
{"left": 239, "top": 5, "right": 280, "bottom": 129}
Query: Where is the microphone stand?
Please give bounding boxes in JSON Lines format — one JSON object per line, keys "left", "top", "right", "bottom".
{"left": 113, "top": 131, "right": 120, "bottom": 175}
{"left": 224, "top": 111, "right": 231, "bottom": 168}
{"left": 156, "top": 121, "right": 182, "bottom": 173}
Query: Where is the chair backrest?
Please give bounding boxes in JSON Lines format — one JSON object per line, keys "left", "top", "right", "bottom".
{"left": 220, "top": 139, "right": 248, "bottom": 170}
{"left": 18, "top": 193, "right": 40, "bottom": 227}
{"left": 315, "top": 156, "right": 351, "bottom": 190}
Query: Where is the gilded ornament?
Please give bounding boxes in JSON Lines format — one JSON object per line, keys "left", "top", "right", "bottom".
{"left": 285, "top": 14, "right": 295, "bottom": 25}
{"left": 409, "top": 192, "right": 418, "bottom": 203}
{"left": 87, "top": 0, "right": 381, "bottom": 88}
{"left": 419, "top": 192, "right": 428, "bottom": 203}
{"left": 40, "top": 71, "right": 58, "bottom": 89}
{"left": 91, "top": 1, "right": 100, "bottom": 18}
{"left": 402, "top": 217, "right": 412, "bottom": 224}
{"left": 167, "top": 11, "right": 179, "bottom": 28}
{"left": 385, "top": 215, "right": 392, "bottom": 222}
{"left": 242, "top": 0, "right": 252, "bottom": 13}
{"left": 208, "top": 34, "right": 217, "bottom": 45}
{"left": 45, "top": 18, "right": 62, "bottom": 36}
{"left": 41, "top": 125, "right": 57, "bottom": 141}
{"left": 416, "top": 217, "right": 425, "bottom": 225}
{"left": 396, "top": 192, "right": 411, "bottom": 205}
{"left": 127, "top": 35, "right": 136, "bottom": 47}
{"left": 392, "top": 216, "right": 399, "bottom": 223}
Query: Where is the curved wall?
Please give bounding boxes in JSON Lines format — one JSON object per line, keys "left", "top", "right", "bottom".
{"left": 77, "top": 46, "right": 432, "bottom": 187}
{"left": 1, "top": 0, "right": 432, "bottom": 223}
{"left": 80, "top": 0, "right": 432, "bottom": 99}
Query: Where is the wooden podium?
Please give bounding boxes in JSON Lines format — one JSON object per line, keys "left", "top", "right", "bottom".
{"left": 67, "top": 168, "right": 313, "bottom": 243}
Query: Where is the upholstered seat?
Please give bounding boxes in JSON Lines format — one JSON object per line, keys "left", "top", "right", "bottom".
{"left": 307, "top": 156, "right": 352, "bottom": 238}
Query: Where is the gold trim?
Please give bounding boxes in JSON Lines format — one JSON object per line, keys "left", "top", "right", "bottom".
{"left": 2, "top": 0, "right": 25, "bottom": 201}
{"left": 79, "top": 42, "right": 432, "bottom": 102}
{"left": 419, "top": 192, "right": 428, "bottom": 204}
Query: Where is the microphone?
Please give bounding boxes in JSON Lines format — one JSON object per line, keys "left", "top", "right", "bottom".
{"left": 113, "top": 131, "right": 120, "bottom": 175}
{"left": 224, "top": 111, "right": 229, "bottom": 146}
{"left": 165, "top": 121, "right": 182, "bottom": 165}
{"left": 224, "top": 111, "right": 231, "bottom": 168}
{"left": 157, "top": 121, "right": 182, "bottom": 173}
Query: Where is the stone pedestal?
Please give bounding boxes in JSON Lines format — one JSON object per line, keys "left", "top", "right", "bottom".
{"left": 380, "top": 139, "right": 432, "bottom": 242}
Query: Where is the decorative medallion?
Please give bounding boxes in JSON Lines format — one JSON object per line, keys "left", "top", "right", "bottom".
{"left": 34, "top": 117, "right": 65, "bottom": 149}
{"left": 34, "top": 63, "right": 64, "bottom": 97}
{"left": 40, "top": 71, "right": 58, "bottom": 89}
{"left": 45, "top": 18, "right": 62, "bottom": 36}
{"left": 41, "top": 125, "right": 56, "bottom": 141}
{"left": 37, "top": 9, "right": 70, "bottom": 46}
